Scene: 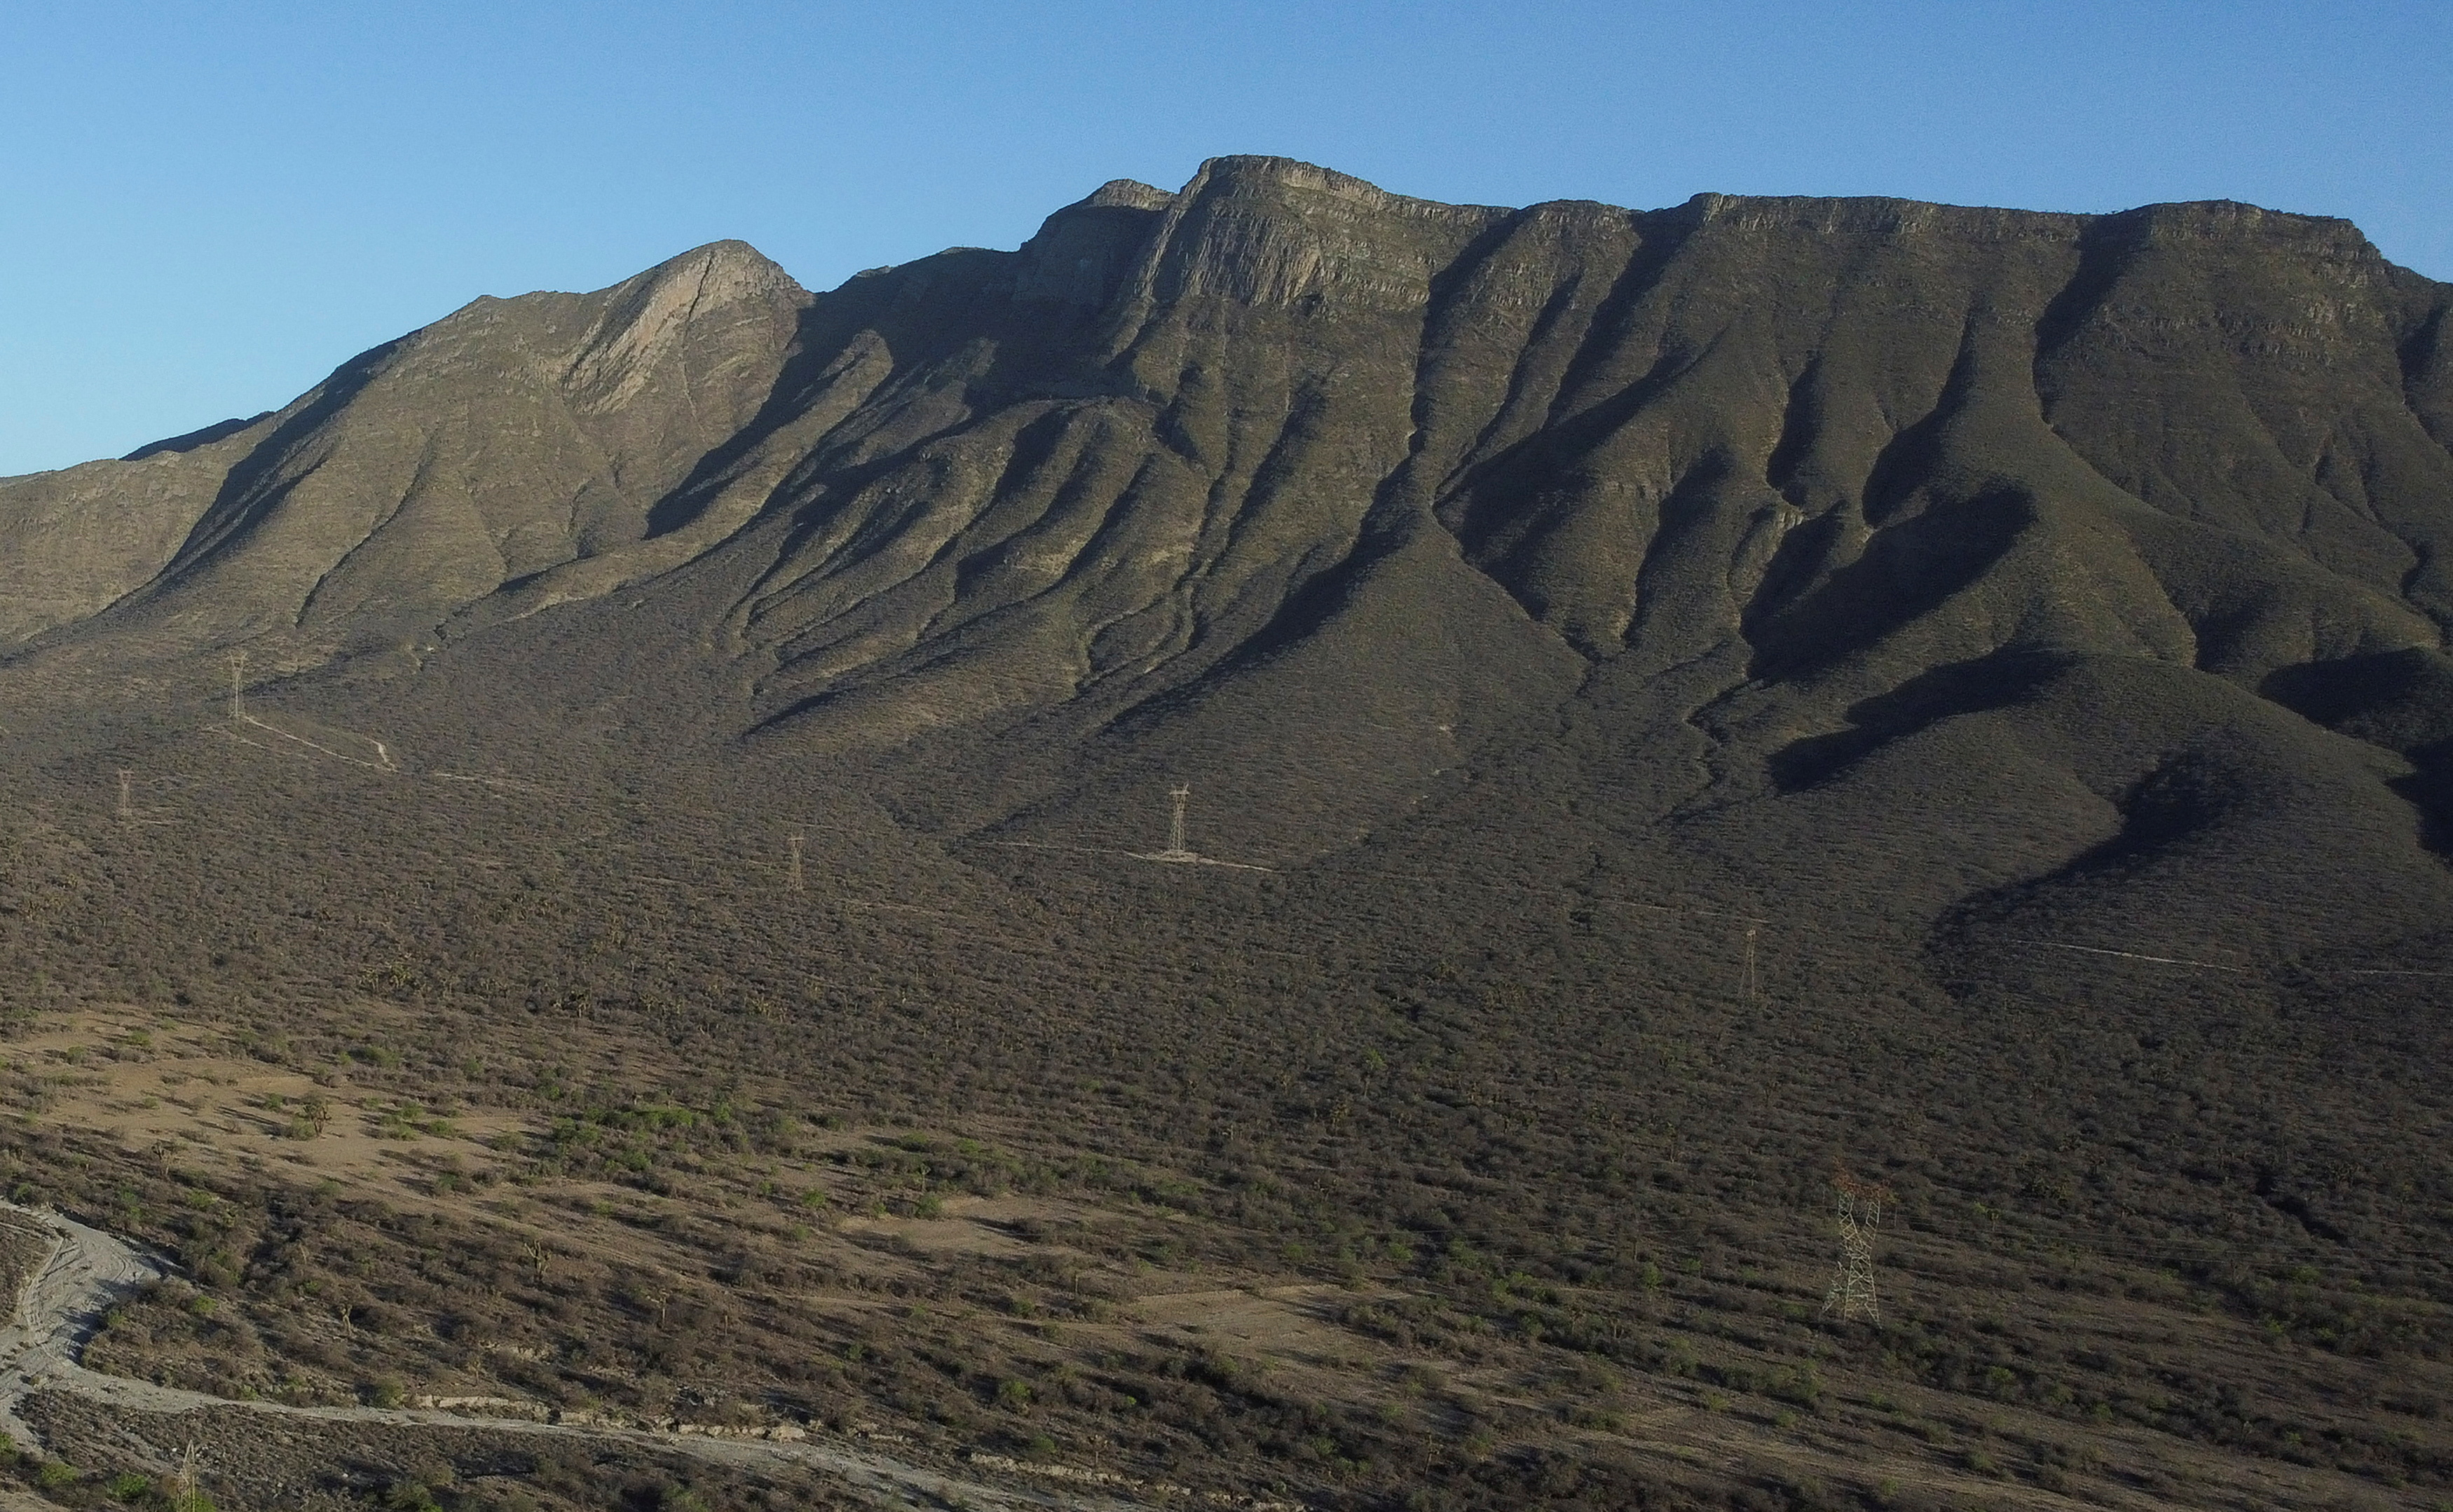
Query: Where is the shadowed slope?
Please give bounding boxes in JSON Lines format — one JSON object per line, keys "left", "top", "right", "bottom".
{"left": 4, "top": 160, "right": 2453, "bottom": 1512}
{"left": 2, "top": 157, "right": 2449, "bottom": 952}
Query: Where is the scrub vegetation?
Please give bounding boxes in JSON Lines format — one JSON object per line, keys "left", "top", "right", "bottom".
{"left": 0, "top": 157, "right": 2448, "bottom": 1509}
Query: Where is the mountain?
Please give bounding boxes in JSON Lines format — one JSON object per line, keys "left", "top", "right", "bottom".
{"left": 1, "top": 159, "right": 2450, "bottom": 1511}
{"left": 8, "top": 156, "right": 2451, "bottom": 963}
{"left": 0, "top": 239, "right": 807, "bottom": 651}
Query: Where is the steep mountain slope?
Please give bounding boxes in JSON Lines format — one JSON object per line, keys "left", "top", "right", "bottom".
{"left": 0, "top": 240, "right": 805, "bottom": 658}
{"left": 4, "top": 158, "right": 2453, "bottom": 1512}
{"left": 6, "top": 158, "right": 2452, "bottom": 967}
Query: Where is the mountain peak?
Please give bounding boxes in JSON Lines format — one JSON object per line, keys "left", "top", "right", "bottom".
{"left": 563, "top": 239, "right": 807, "bottom": 411}
{"left": 1, "top": 162, "right": 2449, "bottom": 1512}
{"left": 1077, "top": 179, "right": 1175, "bottom": 212}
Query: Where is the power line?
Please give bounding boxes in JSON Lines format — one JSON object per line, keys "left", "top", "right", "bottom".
{"left": 132, "top": 672, "right": 2453, "bottom": 988}
{"left": 2002, "top": 938, "right": 2250, "bottom": 974}
{"left": 2334, "top": 966, "right": 2453, "bottom": 979}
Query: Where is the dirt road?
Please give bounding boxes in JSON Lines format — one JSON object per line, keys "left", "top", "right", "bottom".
{"left": 0, "top": 1201, "right": 1172, "bottom": 1510}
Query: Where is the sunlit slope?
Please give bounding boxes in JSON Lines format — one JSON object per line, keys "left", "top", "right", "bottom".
{"left": 0, "top": 240, "right": 806, "bottom": 658}
{"left": 4, "top": 157, "right": 2449, "bottom": 959}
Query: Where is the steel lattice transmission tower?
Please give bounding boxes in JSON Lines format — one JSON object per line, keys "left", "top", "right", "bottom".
{"left": 116, "top": 769, "right": 132, "bottom": 821}
{"left": 1821, "top": 1169, "right": 1892, "bottom": 1324}
{"left": 1161, "top": 784, "right": 1194, "bottom": 860}
{"left": 226, "top": 650, "right": 247, "bottom": 721}
{"left": 177, "top": 1435, "right": 204, "bottom": 1512}
{"left": 788, "top": 832, "right": 805, "bottom": 893}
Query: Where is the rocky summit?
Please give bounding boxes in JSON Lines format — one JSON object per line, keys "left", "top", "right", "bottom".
{"left": 10, "top": 159, "right": 2453, "bottom": 956}
{"left": 1, "top": 160, "right": 2449, "bottom": 1511}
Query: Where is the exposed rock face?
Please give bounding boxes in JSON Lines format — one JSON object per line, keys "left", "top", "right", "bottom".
{"left": 0, "top": 240, "right": 807, "bottom": 654}
{"left": 4, "top": 157, "right": 2449, "bottom": 958}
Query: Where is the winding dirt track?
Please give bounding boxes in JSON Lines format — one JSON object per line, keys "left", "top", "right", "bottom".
{"left": 0, "top": 1202, "right": 1156, "bottom": 1510}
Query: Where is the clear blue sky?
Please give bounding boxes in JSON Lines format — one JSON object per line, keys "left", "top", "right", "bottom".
{"left": 4, "top": 1, "right": 2447, "bottom": 476}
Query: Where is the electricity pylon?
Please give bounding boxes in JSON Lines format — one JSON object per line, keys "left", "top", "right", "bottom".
{"left": 116, "top": 769, "right": 132, "bottom": 821}
{"left": 1821, "top": 1169, "right": 1891, "bottom": 1324}
{"left": 226, "top": 650, "right": 247, "bottom": 721}
{"left": 1741, "top": 924, "right": 1761, "bottom": 1002}
{"left": 1160, "top": 784, "right": 1194, "bottom": 860}
{"left": 788, "top": 832, "right": 805, "bottom": 892}
{"left": 177, "top": 1436, "right": 203, "bottom": 1512}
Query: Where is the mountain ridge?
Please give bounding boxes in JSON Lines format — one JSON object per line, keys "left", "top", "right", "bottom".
{"left": 4, "top": 155, "right": 2450, "bottom": 967}
{"left": 5, "top": 158, "right": 2453, "bottom": 1512}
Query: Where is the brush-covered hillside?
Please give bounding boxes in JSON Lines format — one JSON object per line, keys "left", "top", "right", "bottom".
{"left": 9, "top": 156, "right": 2452, "bottom": 962}
{"left": 0, "top": 160, "right": 2447, "bottom": 1512}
